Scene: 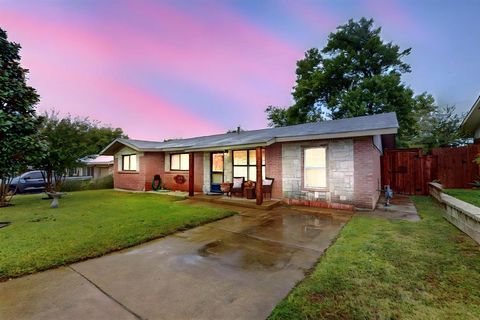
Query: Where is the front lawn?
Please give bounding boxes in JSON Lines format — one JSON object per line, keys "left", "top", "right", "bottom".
{"left": 444, "top": 188, "right": 480, "bottom": 207}
{"left": 0, "top": 190, "right": 234, "bottom": 280}
{"left": 269, "top": 196, "right": 480, "bottom": 319}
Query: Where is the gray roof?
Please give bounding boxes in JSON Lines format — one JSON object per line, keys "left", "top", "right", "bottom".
{"left": 101, "top": 112, "right": 398, "bottom": 155}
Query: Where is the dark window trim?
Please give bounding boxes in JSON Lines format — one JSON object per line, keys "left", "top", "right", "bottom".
{"left": 122, "top": 154, "right": 137, "bottom": 171}
{"left": 232, "top": 149, "right": 265, "bottom": 181}
{"left": 170, "top": 153, "right": 190, "bottom": 171}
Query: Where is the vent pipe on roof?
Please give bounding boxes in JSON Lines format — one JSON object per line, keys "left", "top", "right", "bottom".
{"left": 237, "top": 126, "right": 241, "bottom": 134}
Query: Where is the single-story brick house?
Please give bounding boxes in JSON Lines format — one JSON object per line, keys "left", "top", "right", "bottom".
{"left": 100, "top": 112, "right": 398, "bottom": 210}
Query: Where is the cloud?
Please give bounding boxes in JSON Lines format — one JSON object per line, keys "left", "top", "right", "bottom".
{"left": 0, "top": 1, "right": 301, "bottom": 138}
{"left": 279, "top": 0, "right": 340, "bottom": 33}
{"left": 364, "top": 0, "right": 428, "bottom": 39}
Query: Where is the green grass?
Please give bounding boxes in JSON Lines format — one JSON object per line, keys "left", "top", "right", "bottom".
{"left": 444, "top": 188, "right": 480, "bottom": 207}
{"left": 269, "top": 196, "right": 480, "bottom": 319}
{"left": 0, "top": 190, "right": 234, "bottom": 280}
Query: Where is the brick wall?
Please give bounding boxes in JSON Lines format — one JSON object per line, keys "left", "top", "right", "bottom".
{"left": 114, "top": 152, "right": 165, "bottom": 191}
{"left": 114, "top": 158, "right": 145, "bottom": 190}
{"left": 163, "top": 152, "right": 204, "bottom": 192}
{"left": 114, "top": 150, "right": 204, "bottom": 192}
{"left": 265, "top": 143, "right": 283, "bottom": 198}
{"left": 142, "top": 152, "right": 165, "bottom": 191}
{"left": 353, "top": 137, "right": 381, "bottom": 209}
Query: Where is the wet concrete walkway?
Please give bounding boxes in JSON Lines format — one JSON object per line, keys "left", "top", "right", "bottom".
{"left": 0, "top": 202, "right": 351, "bottom": 320}
{"left": 358, "top": 195, "right": 421, "bottom": 221}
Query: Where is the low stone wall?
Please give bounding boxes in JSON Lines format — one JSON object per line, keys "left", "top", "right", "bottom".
{"left": 428, "top": 182, "right": 480, "bottom": 244}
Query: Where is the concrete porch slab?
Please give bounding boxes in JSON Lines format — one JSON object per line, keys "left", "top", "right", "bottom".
{"left": 192, "top": 194, "right": 283, "bottom": 210}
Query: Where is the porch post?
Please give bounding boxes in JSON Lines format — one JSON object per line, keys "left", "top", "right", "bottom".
{"left": 189, "top": 152, "right": 194, "bottom": 197}
{"left": 255, "top": 147, "right": 263, "bottom": 205}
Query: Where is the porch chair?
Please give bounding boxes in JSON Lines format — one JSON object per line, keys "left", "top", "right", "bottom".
{"left": 230, "top": 177, "right": 245, "bottom": 197}
{"left": 262, "top": 177, "right": 274, "bottom": 199}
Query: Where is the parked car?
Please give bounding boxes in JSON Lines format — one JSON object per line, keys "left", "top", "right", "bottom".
{"left": 8, "top": 170, "right": 91, "bottom": 194}
{"left": 9, "top": 170, "right": 47, "bottom": 194}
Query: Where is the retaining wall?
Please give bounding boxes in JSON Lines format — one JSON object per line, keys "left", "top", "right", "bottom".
{"left": 429, "top": 182, "right": 480, "bottom": 244}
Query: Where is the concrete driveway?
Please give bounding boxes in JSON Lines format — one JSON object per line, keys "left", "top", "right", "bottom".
{"left": 0, "top": 201, "right": 350, "bottom": 320}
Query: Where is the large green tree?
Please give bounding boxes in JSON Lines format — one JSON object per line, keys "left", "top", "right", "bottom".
{"left": 0, "top": 28, "right": 44, "bottom": 206}
{"left": 266, "top": 18, "right": 433, "bottom": 143}
{"left": 409, "top": 102, "right": 466, "bottom": 150}
{"left": 37, "top": 111, "right": 126, "bottom": 193}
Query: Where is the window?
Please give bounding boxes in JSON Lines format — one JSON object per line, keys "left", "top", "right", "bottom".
{"left": 24, "top": 171, "right": 44, "bottom": 180}
{"left": 304, "top": 147, "right": 327, "bottom": 189}
{"left": 122, "top": 154, "right": 137, "bottom": 171}
{"left": 211, "top": 153, "right": 224, "bottom": 184}
{"left": 86, "top": 167, "right": 94, "bottom": 177}
{"left": 233, "top": 149, "right": 265, "bottom": 181}
{"left": 170, "top": 153, "right": 189, "bottom": 171}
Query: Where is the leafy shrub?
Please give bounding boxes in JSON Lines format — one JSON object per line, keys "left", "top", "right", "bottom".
{"left": 61, "top": 179, "right": 90, "bottom": 192}
{"left": 88, "top": 175, "right": 113, "bottom": 190}
{"left": 60, "top": 175, "right": 113, "bottom": 192}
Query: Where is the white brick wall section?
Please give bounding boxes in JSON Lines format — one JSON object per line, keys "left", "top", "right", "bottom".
{"left": 203, "top": 153, "right": 211, "bottom": 193}
{"left": 224, "top": 151, "right": 233, "bottom": 182}
{"left": 281, "top": 144, "right": 302, "bottom": 194}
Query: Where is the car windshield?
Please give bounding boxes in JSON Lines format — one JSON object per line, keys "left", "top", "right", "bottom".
{"left": 23, "top": 172, "right": 44, "bottom": 179}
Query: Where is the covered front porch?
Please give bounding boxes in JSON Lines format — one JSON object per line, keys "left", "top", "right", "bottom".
{"left": 186, "top": 146, "right": 267, "bottom": 205}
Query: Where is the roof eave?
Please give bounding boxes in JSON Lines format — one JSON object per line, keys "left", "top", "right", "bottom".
{"left": 266, "top": 127, "right": 398, "bottom": 145}
{"left": 86, "top": 162, "right": 114, "bottom": 166}
{"left": 100, "top": 139, "right": 141, "bottom": 155}
{"left": 461, "top": 95, "right": 480, "bottom": 134}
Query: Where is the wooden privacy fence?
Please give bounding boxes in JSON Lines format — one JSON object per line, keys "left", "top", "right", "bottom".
{"left": 381, "top": 145, "right": 480, "bottom": 195}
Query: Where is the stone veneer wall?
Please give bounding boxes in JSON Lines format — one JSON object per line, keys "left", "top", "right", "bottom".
{"left": 281, "top": 139, "right": 355, "bottom": 205}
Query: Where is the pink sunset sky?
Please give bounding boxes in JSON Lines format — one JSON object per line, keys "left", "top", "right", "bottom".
{"left": 1, "top": 0, "right": 479, "bottom": 140}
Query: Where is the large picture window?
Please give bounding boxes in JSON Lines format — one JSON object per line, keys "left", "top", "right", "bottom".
{"left": 122, "top": 154, "right": 137, "bottom": 171}
{"left": 304, "top": 147, "right": 327, "bottom": 189}
{"left": 233, "top": 149, "right": 265, "bottom": 181}
{"left": 170, "top": 153, "right": 189, "bottom": 171}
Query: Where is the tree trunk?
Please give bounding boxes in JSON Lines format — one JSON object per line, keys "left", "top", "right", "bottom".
{"left": 44, "top": 170, "right": 54, "bottom": 198}
{"left": 0, "top": 177, "right": 14, "bottom": 207}
{"left": 54, "top": 172, "right": 66, "bottom": 193}
{"left": 0, "top": 180, "right": 6, "bottom": 207}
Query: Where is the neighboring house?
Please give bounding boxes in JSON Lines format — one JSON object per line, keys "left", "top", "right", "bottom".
{"left": 69, "top": 155, "right": 114, "bottom": 180}
{"left": 461, "top": 95, "right": 480, "bottom": 143}
{"left": 100, "top": 113, "right": 399, "bottom": 210}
